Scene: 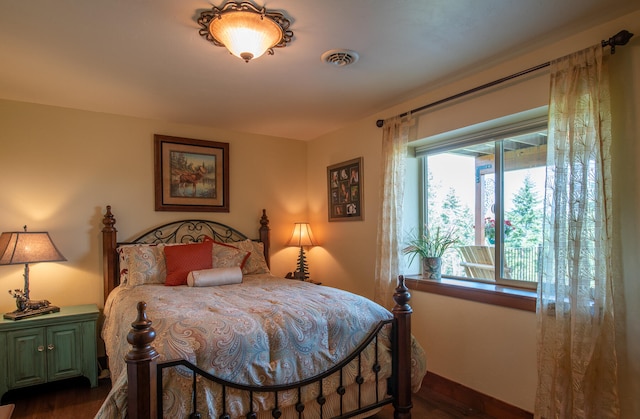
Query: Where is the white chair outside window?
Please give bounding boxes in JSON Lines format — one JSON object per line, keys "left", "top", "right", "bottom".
{"left": 458, "top": 245, "right": 511, "bottom": 280}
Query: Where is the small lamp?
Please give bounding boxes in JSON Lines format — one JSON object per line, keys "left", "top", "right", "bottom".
{"left": 285, "top": 223, "right": 318, "bottom": 280}
{"left": 0, "top": 226, "right": 66, "bottom": 320}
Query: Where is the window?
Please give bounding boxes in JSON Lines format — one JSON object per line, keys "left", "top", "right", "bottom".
{"left": 411, "top": 114, "right": 547, "bottom": 289}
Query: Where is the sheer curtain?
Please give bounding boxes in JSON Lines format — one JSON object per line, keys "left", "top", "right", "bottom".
{"left": 374, "top": 116, "right": 412, "bottom": 309}
{"left": 535, "top": 45, "right": 621, "bottom": 418}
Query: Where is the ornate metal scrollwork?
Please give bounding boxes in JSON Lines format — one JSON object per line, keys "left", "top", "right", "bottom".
{"left": 197, "top": 2, "right": 293, "bottom": 56}
{"left": 130, "top": 220, "right": 248, "bottom": 245}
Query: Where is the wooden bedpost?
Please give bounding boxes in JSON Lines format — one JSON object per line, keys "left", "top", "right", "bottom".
{"left": 102, "top": 205, "right": 118, "bottom": 303}
{"left": 392, "top": 275, "right": 413, "bottom": 419}
{"left": 126, "top": 301, "right": 159, "bottom": 419}
{"left": 259, "top": 208, "right": 271, "bottom": 268}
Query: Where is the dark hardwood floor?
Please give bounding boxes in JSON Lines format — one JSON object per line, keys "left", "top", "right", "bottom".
{"left": 1, "top": 376, "right": 495, "bottom": 419}
{"left": 1, "top": 377, "right": 110, "bottom": 419}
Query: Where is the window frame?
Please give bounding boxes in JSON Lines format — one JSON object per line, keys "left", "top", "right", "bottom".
{"left": 411, "top": 110, "right": 548, "bottom": 290}
{"left": 404, "top": 275, "right": 537, "bottom": 312}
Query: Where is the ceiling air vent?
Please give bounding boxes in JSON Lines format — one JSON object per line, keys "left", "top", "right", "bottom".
{"left": 321, "top": 49, "right": 359, "bottom": 67}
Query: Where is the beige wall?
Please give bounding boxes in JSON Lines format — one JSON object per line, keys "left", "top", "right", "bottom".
{"left": 308, "top": 11, "right": 640, "bottom": 415}
{"left": 0, "top": 100, "right": 308, "bottom": 314}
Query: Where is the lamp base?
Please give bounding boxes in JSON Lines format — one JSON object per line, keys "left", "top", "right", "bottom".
{"left": 285, "top": 271, "right": 307, "bottom": 280}
{"left": 3, "top": 305, "right": 60, "bottom": 321}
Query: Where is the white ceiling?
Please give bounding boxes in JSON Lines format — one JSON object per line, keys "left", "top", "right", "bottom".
{"left": 0, "top": 1, "right": 638, "bottom": 141}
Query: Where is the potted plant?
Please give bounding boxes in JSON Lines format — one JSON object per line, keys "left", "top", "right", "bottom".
{"left": 484, "top": 217, "right": 515, "bottom": 245}
{"left": 403, "top": 226, "right": 459, "bottom": 280}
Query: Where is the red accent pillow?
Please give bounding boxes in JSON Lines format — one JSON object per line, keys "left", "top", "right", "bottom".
{"left": 164, "top": 241, "right": 213, "bottom": 286}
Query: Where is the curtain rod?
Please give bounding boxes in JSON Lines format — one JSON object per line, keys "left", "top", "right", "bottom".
{"left": 376, "top": 29, "right": 633, "bottom": 128}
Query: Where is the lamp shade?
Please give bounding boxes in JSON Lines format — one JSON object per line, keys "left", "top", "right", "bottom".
{"left": 208, "top": 10, "right": 283, "bottom": 62}
{"left": 197, "top": 2, "right": 293, "bottom": 63}
{"left": 286, "top": 223, "right": 318, "bottom": 247}
{"left": 0, "top": 231, "right": 66, "bottom": 265}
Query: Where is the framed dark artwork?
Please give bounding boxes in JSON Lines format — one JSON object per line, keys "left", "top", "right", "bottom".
{"left": 154, "top": 134, "right": 229, "bottom": 212}
{"left": 327, "top": 157, "right": 363, "bottom": 221}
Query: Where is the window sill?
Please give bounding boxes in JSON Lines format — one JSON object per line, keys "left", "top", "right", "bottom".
{"left": 404, "top": 276, "right": 536, "bottom": 312}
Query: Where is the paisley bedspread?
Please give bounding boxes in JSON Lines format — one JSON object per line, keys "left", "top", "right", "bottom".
{"left": 95, "top": 274, "right": 426, "bottom": 418}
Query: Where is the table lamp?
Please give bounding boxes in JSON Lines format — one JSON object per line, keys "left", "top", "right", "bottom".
{"left": 285, "top": 222, "right": 318, "bottom": 280}
{"left": 0, "top": 226, "right": 66, "bottom": 320}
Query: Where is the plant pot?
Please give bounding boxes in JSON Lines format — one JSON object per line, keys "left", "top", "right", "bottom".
{"left": 422, "top": 257, "right": 442, "bottom": 280}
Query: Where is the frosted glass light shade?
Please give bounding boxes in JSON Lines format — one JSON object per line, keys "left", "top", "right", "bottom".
{"left": 209, "top": 11, "right": 283, "bottom": 62}
{"left": 197, "top": 2, "right": 293, "bottom": 63}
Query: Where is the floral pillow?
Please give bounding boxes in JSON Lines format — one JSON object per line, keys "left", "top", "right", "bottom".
{"left": 235, "top": 239, "right": 270, "bottom": 275}
{"left": 117, "top": 244, "right": 169, "bottom": 288}
{"left": 210, "top": 240, "right": 250, "bottom": 270}
{"left": 117, "top": 246, "right": 130, "bottom": 286}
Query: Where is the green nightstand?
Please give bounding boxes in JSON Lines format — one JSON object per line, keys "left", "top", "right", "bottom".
{"left": 0, "top": 304, "right": 99, "bottom": 399}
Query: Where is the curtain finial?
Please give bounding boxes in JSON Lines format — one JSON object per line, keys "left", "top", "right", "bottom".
{"left": 601, "top": 29, "right": 633, "bottom": 54}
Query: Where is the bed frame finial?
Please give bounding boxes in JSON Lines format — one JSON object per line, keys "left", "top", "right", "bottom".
{"left": 126, "top": 301, "right": 158, "bottom": 361}
{"left": 102, "top": 205, "right": 116, "bottom": 232}
{"left": 392, "top": 275, "right": 411, "bottom": 311}
{"left": 126, "top": 301, "right": 159, "bottom": 419}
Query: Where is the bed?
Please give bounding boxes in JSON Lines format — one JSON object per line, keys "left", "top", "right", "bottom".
{"left": 95, "top": 205, "right": 426, "bottom": 419}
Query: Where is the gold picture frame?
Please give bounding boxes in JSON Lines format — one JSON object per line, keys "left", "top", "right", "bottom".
{"left": 154, "top": 134, "right": 229, "bottom": 212}
{"left": 327, "top": 157, "right": 363, "bottom": 221}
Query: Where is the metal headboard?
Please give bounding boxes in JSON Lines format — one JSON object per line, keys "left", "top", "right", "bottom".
{"left": 102, "top": 206, "right": 271, "bottom": 302}
{"left": 126, "top": 219, "right": 250, "bottom": 245}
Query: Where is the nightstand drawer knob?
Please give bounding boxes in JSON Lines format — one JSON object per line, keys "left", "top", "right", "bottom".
{"left": 47, "top": 344, "right": 55, "bottom": 350}
{"left": 37, "top": 345, "right": 45, "bottom": 352}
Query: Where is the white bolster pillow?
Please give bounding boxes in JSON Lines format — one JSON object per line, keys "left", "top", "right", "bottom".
{"left": 187, "top": 266, "right": 243, "bottom": 287}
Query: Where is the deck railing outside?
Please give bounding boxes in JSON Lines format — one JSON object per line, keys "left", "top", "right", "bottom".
{"left": 505, "top": 245, "right": 542, "bottom": 283}
{"left": 442, "top": 245, "right": 542, "bottom": 283}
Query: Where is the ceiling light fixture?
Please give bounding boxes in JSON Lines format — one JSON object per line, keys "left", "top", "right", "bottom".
{"left": 197, "top": 2, "right": 293, "bottom": 63}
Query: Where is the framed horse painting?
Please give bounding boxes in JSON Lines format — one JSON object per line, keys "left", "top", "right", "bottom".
{"left": 154, "top": 134, "right": 229, "bottom": 212}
